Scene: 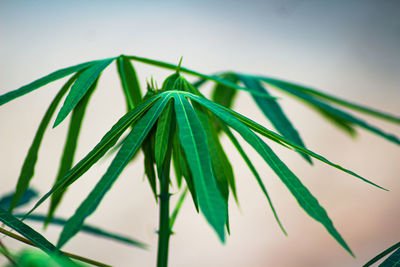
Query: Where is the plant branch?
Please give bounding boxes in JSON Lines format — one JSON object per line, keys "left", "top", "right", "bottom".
{"left": 0, "top": 227, "right": 110, "bottom": 267}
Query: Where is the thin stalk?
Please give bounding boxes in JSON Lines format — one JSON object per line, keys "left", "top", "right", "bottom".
{"left": 0, "top": 227, "right": 110, "bottom": 267}
{"left": 156, "top": 168, "right": 171, "bottom": 267}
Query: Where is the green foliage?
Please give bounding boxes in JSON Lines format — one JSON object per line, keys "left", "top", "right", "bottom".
{"left": 1, "top": 54, "right": 399, "bottom": 266}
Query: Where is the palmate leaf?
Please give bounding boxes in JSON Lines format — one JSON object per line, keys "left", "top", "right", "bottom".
{"left": 46, "top": 79, "right": 99, "bottom": 225}
{"left": 57, "top": 93, "right": 172, "bottom": 248}
{"left": 15, "top": 213, "right": 147, "bottom": 249}
{"left": 258, "top": 77, "right": 400, "bottom": 146}
{"left": 54, "top": 58, "right": 116, "bottom": 127}
{"left": 180, "top": 90, "right": 389, "bottom": 254}
{"left": 173, "top": 93, "right": 227, "bottom": 242}
{"left": 260, "top": 76, "right": 400, "bottom": 124}
{"left": 23, "top": 94, "right": 161, "bottom": 219}
{"left": 0, "top": 207, "right": 67, "bottom": 258}
{"left": 237, "top": 74, "right": 312, "bottom": 163}
{"left": 116, "top": 55, "right": 142, "bottom": 110}
{"left": 9, "top": 74, "right": 79, "bottom": 212}
{"left": 0, "top": 60, "right": 98, "bottom": 106}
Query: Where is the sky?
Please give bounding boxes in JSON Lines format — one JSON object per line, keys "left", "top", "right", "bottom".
{"left": 0, "top": 1, "right": 399, "bottom": 266}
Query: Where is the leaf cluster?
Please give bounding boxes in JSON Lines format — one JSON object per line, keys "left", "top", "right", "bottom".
{"left": 0, "top": 54, "right": 399, "bottom": 265}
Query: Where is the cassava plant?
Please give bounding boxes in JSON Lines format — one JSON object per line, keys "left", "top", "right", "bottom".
{"left": 0, "top": 54, "right": 399, "bottom": 266}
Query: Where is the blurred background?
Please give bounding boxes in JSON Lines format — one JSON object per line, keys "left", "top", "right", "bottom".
{"left": 1, "top": 0, "right": 399, "bottom": 266}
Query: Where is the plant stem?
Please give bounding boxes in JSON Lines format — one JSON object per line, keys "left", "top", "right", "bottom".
{"left": 156, "top": 169, "right": 171, "bottom": 267}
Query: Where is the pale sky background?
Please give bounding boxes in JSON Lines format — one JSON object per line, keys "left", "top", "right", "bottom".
{"left": 0, "top": 0, "right": 399, "bottom": 266}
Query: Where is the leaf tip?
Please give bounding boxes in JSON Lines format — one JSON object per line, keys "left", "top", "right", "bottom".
{"left": 176, "top": 57, "right": 183, "bottom": 74}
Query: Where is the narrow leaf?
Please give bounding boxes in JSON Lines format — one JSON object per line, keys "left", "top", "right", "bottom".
{"left": 260, "top": 78, "right": 400, "bottom": 146}
{"left": 46, "top": 79, "right": 98, "bottom": 224}
{"left": 222, "top": 125, "right": 286, "bottom": 234}
{"left": 260, "top": 76, "right": 400, "bottom": 124}
{"left": 9, "top": 74, "right": 79, "bottom": 212}
{"left": 172, "top": 131, "right": 199, "bottom": 212}
{"left": 0, "top": 207, "right": 65, "bottom": 257}
{"left": 314, "top": 107, "right": 357, "bottom": 137}
{"left": 142, "top": 131, "right": 158, "bottom": 201}
{"left": 155, "top": 101, "right": 174, "bottom": 173}
{"left": 188, "top": 93, "right": 353, "bottom": 254}
{"left": 57, "top": 94, "right": 172, "bottom": 248}
{"left": 23, "top": 94, "right": 161, "bottom": 218}
{"left": 364, "top": 241, "right": 400, "bottom": 267}
{"left": 15, "top": 213, "right": 148, "bottom": 249}
{"left": 381, "top": 247, "right": 400, "bottom": 267}
{"left": 238, "top": 74, "right": 312, "bottom": 163}
{"left": 173, "top": 93, "right": 226, "bottom": 242}
{"left": 116, "top": 55, "right": 142, "bottom": 110}
{"left": 0, "top": 60, "right": 97, "bottom": 106}
{"left": 187, "top": 92, "right": 385, "bottom": 190}
{"left": 54, "top": 58, "right": 115, "bottom": 127}
{"left": 169, "top": 187, "right": 188, "bottom": 229}
{"left": 126, "top": 55, "right": 274, "bottom": 98}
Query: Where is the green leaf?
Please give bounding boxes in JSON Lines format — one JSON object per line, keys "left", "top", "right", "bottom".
{"left": 187, "top": 92, "right": 385, "bottom": 190}
{"left": 169, "top": 187, "right": 188, "bottom": 229}
{"left": 0, "top": 207, "right": 66, "bottom": 257}
{"left": 23, "top": 94, "right": 161, "bottom": 219}
{"left": 0, "top": 60, "right": 98, "bottom": 106}
{"left": 54, "top": 58, "right": 115, "bottom": 127}
{"left": 116, "top": 55, "right": 142, "bottom": 110}
{"left": 186, "top": 92, "right": 360, "bottom": 254}
{"left": 57, "top": 93, "right": 172, "bottom": 248}
{"left": 168, "top": 74, "right": 237, "bottom": 203}
{"left": 211, "top": 73, "right": 238, "bottom": 110}
{"left": 9, "top": 74, "right": 79, "bottom": 212}
{"left": 15, "top": 213, "right": 148, "bottom": 249}
{"left": 172, "top": 130, "right": 199, "bottom": 212}
{"left": 12, "top": 250, "right": 84, "bottom": 267}
{"left": 313, "top": 107, "right": 357, "bottom": 137}
{"left": 155, "top": 101, "right": 175, "bottom": 173}
{"left": 142, "top": 131, "right": 158, "bottom": 201}
{"left": 237, "top": 74, "right": 312, "bottom": 163}
{"left": 173, "top": 92, "right": 226, "bottom": 242}
{"left": 381, "top": 247, "right": 400, "bottom": 267}
{"left": 222, "top": 125, "right": 286, "bottom": 234}
{"left": 260, "top": 76, "right": 400, "bottom": 124}
{"left": 260, "top": 78, "right": 400, "bottom": 146}
{"left": 364, "top": 241, "right": 400, "bottom": 267}
{"left": 46, "top": 79, "right": 98, "bottom": 225}
{"left": 126, "top": 55, "right": 274, "bottom": 98}
{"left": 0, "top": 189, "right": 38, "bottom": 210}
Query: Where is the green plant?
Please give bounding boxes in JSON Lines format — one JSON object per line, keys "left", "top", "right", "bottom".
{"left": 0, "top": 55, "right": 399, "bottom": 266}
